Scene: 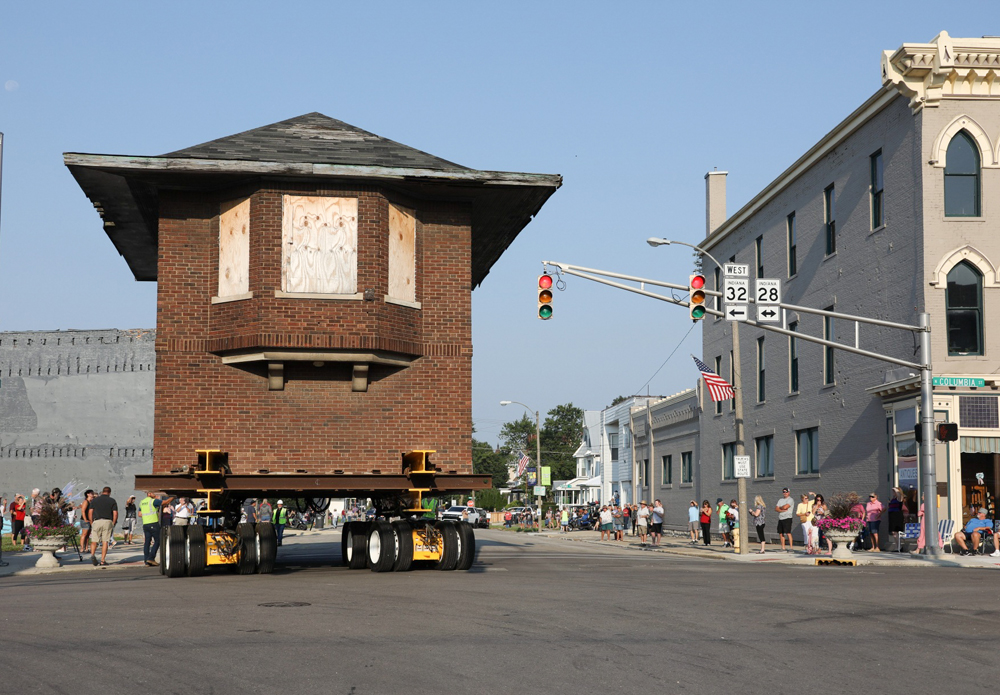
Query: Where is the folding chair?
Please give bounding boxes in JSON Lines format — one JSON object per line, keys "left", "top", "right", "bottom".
{"left": 898, "top": 522, "right": 920, "bottom": 551}
{"left": 939, "top": 518, "right": 955, "bottom": 553}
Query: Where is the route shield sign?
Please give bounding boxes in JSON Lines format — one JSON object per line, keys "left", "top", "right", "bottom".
{"left": 724, "top": 278, "right": 749, "bottom": 304}
{"left": 755, "top": 278, "right": 781, "bottom": 305}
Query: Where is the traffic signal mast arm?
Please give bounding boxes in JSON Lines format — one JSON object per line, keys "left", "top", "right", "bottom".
{"left": 541, "top": 260, "right": 925, "bottom": 371}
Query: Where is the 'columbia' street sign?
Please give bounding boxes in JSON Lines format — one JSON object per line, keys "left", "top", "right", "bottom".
{"left": 933, "top": 376, "right": 985, "bottom": 388}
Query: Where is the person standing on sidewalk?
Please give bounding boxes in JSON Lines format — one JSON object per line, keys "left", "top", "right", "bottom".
{"left": 11, "top": 494, "right": 27, "bottom": 549}
{"left": 650, "top": 500, "right": 664, "bottom": 546}
{"left": 687, "top": 500, "right": 700, "bottom": 543}
{"left": 716, "top": 499, "right": 731, "bottom": 548}
{"left": 140, "top": 491, "right": 173, "bottom": 567}
{"left": 88, "top": 487, "right": 118, "bottom": 566}
{"left": 775, "top": 488, "right": 795, "bottom": 551}
{"left": 866, "top": 492, "right": 885, "bottom": 552}
{"left": 274, "top": 500, "right": 288, "bottom": 546}
{"left": 751, "top": 495, "right": 767, "bottom": 553}
{"left": 121, "top": 496, "right": 137, "bottom": 545}
{"left": 78, "top": 490, "right": 95, "bottom": 554}
{"left": 699, "top": 500, "right": 713, "bottom": 546}
{"left": 259, "top": 499, "right": 273, "bottom": 525}
{"left": 797, "top": 494, "right": 815, "bottom": 554}
{"left": 637, "top": 501, "right": 649, "bottom": 545}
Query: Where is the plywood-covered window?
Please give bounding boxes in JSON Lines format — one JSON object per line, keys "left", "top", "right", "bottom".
{"left": 387, "top": 203, "right": 417, "bottom": 306}
{"left": 281, "top": 195, "right": 358, "bottom": 295}
{"left": 218, "top": 198, "right": 250, "bottom": 298}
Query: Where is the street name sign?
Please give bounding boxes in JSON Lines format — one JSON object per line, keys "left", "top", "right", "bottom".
{"left": 734, "top": 456, "right": 751, "bottom": 478}
{"left": 933, "top": 376, "right": 986, "bottom": 387}
{"left": 726, "top": 305, "right": 748, "bottom": 321}
{"left": 533, "top": 485, "right": 546, "bottom": 496}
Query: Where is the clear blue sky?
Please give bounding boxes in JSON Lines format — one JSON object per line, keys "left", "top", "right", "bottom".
{"left": 0, "top": 2, "right": 992, "bottom": 446}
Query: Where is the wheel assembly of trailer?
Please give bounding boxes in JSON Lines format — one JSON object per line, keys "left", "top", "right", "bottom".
{"left": 142, "top": 449, "right": 482, "bottom": 578}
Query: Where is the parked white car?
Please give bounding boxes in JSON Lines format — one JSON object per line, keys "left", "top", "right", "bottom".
{"left": 441, "top": 506, "right": 481, "bottom": 525}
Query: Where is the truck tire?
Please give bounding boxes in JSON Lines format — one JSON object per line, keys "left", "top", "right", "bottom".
{"left": 166, "top": 526, "right": 187, "bottom": 578}
{"left": 159, "top": 526, "right": 168, "bottom": 575}
{"left": 256, "top": 522, "right": 277, "bottom": 574}
{"left": 434, "top": 521, "right": 459, "bottom": 571}
{"left": 340, "top": 522, "right": 351, "bottom": 566}
{"left": 186, "top": 525, "right": 207, "bottom": 577}
{"left": 455, "top": 522, "right": 475, "bottom": 571}
{"left": 347, "top": 522, "right": 369, "bottom": 570}
{"left": 236, "top": 523, "right": 257, "bottom": 575}
{"left": 368, "top": 521, "right": 395, "bottom": 573}
{"left": 391, "top": 520, "right": 414, "bottom": 572}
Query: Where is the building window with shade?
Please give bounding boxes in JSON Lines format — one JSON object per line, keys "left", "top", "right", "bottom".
{"left": 947, "top": 260, "right": 983, "bottom": 355}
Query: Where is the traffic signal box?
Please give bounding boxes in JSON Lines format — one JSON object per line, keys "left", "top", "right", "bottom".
{"left": 689, "top": 274, "right": 707, "bottom": 321}
{"left": 538, "top": 274, "right": 554, "bottom": 319}
{"left": 914, "top": 422, "right": 958, "bottom": 443}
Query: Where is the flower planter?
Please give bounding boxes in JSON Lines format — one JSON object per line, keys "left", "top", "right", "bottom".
{"left": 823, "top": 529, "right": 858, "bottom": 560}
{"left": 31, "top": 536, "right": 67, "bottom": 569}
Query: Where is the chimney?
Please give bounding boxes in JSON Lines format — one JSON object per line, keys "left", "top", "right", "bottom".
{"left": 705, "top": 170, "right": 728, "bottom": 236}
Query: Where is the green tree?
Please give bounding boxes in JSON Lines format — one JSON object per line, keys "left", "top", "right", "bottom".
{"left": 609, "top": 395, "right": 628, "bottom": 407}
{"left": 541, "top": 403, "right": 584, "bottom": 481}
{"left": 472, "top": 437, "right": 511, "bottom": 489}
{"left": 474, "top": 488, "right": 508, "bottom": 511}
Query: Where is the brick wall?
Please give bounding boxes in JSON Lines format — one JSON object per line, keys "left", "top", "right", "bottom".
{"left": 153, "top": 184, "right": 473, "bottom": 477}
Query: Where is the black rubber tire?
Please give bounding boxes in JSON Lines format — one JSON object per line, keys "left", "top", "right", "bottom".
{"left": 455, "top": 522, "right": 476, "bottom": 571}
{"left": 186, "top": 525, "right": 207, "bottom": 577}
{"left": 236, "top": 523, "right": 257, "bottom": 575}
{"left": 158, "top": 526, "right": 168, "bottom": 575}
{"left": 347, "top": 522, "right": 369, "bottom": 570}
{"left": 391, "top": 520, "right": 414, "bottom": 572}
{"left": 434, "top": 521, "right": 459, "bottom": 571}
{"left": 341, "top": 522, "right": 351, "bottom": 566}
{"left": 368, "top": 521, "right": 395, "bottom": 573}
{"left": 166, "top": 526, "right": 187, "bottom": 578}
{"left": 256, "top": 522, "right": 277, "bottom": 574}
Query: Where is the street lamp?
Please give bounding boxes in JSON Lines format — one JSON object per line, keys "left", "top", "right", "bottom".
{"left": 648, "top": 237, "right": 750, "bottom": 556}
{"left": 501, "top": 399, "right": 542, "bottom": 529}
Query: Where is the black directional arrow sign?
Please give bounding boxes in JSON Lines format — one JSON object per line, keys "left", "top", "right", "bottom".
{"left": 726, "top": 304, "right": 748, "bottom": 321}
{"left": 756, "top": 305, "right": 780, "bottom": 323}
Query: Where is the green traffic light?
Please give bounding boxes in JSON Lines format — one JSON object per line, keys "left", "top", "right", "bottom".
{"left": 691, "top": 306, "right": 706, "bottom": 320}
{"left": 539, "top": 306, "right": 553, "bottom": 320}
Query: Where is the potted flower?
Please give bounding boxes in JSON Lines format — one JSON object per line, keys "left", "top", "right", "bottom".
{"left": 25, "top": 492, "right": 78, "bottom": 568}
{"left": 813, "top": 492, "right": 866, "bottom": 560}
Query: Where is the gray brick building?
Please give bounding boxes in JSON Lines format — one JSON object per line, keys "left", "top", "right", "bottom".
{"left": 629, "top": 32, "right": 1000, "bottom": 537}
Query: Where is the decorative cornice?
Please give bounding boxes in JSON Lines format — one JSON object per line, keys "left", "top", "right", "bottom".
{"left": 883, "top": 31, "right": 1000, "bottom": 112}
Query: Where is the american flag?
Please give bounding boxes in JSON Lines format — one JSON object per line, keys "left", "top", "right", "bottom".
{"left": 516, "top": 451, "right": 531, "bottom": 478}
{"left": 692, "top": 355, "right": 735, "bottom": 402}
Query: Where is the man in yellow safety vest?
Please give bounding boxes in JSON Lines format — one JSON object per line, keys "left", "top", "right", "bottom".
{"left": 140, "top": 491, "right": 174, "bottom": 567}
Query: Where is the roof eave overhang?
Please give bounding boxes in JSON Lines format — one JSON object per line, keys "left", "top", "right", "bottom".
{"left": 64, "top": 154, "right": 562, "bottom": 287}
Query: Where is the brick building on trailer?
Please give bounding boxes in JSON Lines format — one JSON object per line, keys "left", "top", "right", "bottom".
{"left": 66, "top": 114, "right": 560, "bottom": 482}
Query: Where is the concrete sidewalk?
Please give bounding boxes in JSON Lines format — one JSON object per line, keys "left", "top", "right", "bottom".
{"left": 535, "top": 526, "right": 1000, "bottom": 569}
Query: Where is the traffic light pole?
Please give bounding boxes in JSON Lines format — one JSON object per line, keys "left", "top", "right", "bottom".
{"left": 541, "top": 259, "right": 941, "bottom": 556}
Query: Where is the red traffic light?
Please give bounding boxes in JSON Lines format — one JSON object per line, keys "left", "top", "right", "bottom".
{"left": 690, "top": 274, "right": 706, "bottom": 290}
{"left": 538, "top": 274, "right": 553, "bottom": 290}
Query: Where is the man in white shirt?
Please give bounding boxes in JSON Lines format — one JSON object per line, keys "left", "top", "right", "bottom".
{"left": 650, "top": 499, "right": 665, "bottom": 546}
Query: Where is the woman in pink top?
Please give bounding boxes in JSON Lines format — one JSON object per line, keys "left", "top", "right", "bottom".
{"left": 866, "top": 493, "right": 885, "bottom": 552}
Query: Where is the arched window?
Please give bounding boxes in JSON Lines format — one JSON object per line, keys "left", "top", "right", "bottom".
{"left": 946, "top": 260, "right": 983, "bottom": 355}
{"left": 945, "top": 131, "right": 981, "bottom": 217}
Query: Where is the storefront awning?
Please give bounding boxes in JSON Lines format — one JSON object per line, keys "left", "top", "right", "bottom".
{"left": 961, "top": 436, "right": 1000, "bottom": 454}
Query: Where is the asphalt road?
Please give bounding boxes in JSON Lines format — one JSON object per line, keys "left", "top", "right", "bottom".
{"left": 2, "top": 529, "right": 991, "bottom": 694}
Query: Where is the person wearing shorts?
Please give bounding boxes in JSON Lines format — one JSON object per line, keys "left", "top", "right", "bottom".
{"left": 612, "top": 505, "right": 624, "bottom": 541}
{"left": 775, "top": 488, "right": 794, "bottom": 551}
{"left": 88, "top": 486, "right": 118, "bottom": 566}
{"left": 650, "top": 499, "right": 664, "bottom": 546}
{"left": 599, "top": 506, "right": 613, "bottom": 541}
{"left": 687, "top": 500, "right": 699, "bottom": 543}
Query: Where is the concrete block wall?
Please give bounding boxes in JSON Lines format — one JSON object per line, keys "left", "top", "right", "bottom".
{"left": 0, "top": 329, "right": 155, "bottom": 503}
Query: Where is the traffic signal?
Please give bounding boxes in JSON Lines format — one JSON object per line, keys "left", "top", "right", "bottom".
{"left": 538, "top": 274, "right": 554, "bottom": 320}
{"left": 689, "top": 273, "right": 707, "bottom": 321}
{"left": 914, "top": 422, "right": 959, "bottom": 443}
{"left": 937, "top": 422, "right": 958, "bottom": 441}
